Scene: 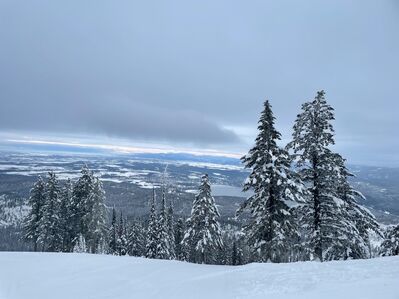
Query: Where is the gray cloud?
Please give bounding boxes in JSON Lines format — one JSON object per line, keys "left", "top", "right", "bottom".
{"left": 0, "top": 0, "right": 398, "bottom": 164}
{"left": 0, "top": 95, "right": 239, "bottom": 145}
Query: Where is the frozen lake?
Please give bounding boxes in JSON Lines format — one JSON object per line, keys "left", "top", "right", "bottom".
{"left": 212, "top": 184, "right": 252, "bottom": 197}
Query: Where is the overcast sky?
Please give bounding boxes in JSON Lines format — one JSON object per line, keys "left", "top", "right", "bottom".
{"left": 0, "top": 0, "right": 398, "bottom": 166}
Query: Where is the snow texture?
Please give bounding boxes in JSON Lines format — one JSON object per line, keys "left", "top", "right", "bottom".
{"left": 0, "top": 252, "right": 398, "bottom": 299}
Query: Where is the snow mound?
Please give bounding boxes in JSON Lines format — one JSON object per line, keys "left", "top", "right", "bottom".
{"left": 0, "top": 252, "right": 398, "bottom": 299}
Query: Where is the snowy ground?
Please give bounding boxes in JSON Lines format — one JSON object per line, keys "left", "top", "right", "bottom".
{"left": 0, "top": 253, "right": 398, "bottom": 299}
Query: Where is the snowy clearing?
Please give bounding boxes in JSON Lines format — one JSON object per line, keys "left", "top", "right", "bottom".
{"left": 0, "top": 253, "right": 398, "bottom": 299}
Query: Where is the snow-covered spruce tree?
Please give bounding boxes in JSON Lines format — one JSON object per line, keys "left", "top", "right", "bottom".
{"left": 332, "top": 153, "right": 381, "bottom": 259}
{"left": 287, "top": 90, "right": 376, "bottom": 261}
{"left": 183, "top": 174, "right": 223, "bottom": 264}
{"left": 145, "top": 188, "right": 159, "bottom": 259}
{"left": 380, "top": 224, "right": 399, "bottom": 256}
{"left": 237, "top": 100, "right": 306, "bottom": 263}
{"left": 23, "top": 176, "right": 46, "bottom": 251}
{"left": 116, "top": 212, "right": 128, "bottom": 256}
{"left": 174, "top": 218, "right": 187, "bottom": 261}
{"left": 287, "top": 90, "right": 337, "bottom": 261}
{"left": 155, "top": 188, "right": 172, "bottom": 259}
{"left": 127, "top": 220, "right": 146, "bottom": 257}
{"left": 108, "top": 207, "right": 118, "bottom": 255}
{"left": 59, "top": 179, "right": 73, "bottom": 252}
{"left": 70, "top": 165, "right": 94, "bottom": 247}
{"left": 86, "top": 177, "right": 107, "bottom": 253}
{"left": 167, "top": 200, "right": 176, "bottom": 259}
{"left": 39, "top": 171, "right": 62, "bottom": 252}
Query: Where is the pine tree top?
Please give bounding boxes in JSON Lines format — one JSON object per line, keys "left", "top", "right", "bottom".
{"left": 241, "top": 100, "right": 288, "bottom": 172}
{"left": 288, "top": 90, "right": 335, "bottom": 161}
{"left": 257, "top": 100, "right": 281, "bottom": 142}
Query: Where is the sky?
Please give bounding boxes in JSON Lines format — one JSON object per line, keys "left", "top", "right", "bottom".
{"left": 0, "top": 0, "right": 398, "bottom": 166}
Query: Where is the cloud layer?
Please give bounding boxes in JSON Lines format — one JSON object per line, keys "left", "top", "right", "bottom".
{"left": 0, "top": 0, "right": 398, "bottom": 165}
{"left": 0, "top": 95, "right": 239, "bottom": 145}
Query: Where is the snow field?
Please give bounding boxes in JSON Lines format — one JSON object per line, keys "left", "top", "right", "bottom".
{"left": 0, "top": 252, "right": 398, "bottom": 299}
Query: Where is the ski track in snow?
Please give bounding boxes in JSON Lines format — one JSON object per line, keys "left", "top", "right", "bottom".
{"left": 0, "top": 253, "right": 398, "bottom": 299}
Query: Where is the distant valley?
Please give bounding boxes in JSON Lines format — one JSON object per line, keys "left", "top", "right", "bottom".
{"left": 1, "top": 151, "right": 399, "bottom": 230}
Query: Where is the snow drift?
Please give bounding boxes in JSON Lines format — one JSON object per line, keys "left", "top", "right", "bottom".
{"left": 0, "top": 252, "right": 398, "bottom": 299}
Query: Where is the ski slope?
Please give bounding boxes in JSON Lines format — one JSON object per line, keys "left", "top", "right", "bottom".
{"left": 0, "top": 252, "right": 398, "bottom": 299}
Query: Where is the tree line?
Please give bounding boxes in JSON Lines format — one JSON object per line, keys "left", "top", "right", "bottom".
{"left": 24, "top": 166, "right": 107, "bottom": 253}
{"left": 23, "top": 90, "right": 399, "bottom": 263}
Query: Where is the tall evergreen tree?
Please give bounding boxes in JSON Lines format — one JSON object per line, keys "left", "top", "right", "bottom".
{"left": 183, "top": 174, "right": 223, "bottom": 264}
{"left": 145, "top": 188, "right": 159, "bottom": 259}
{"left": 167, "top": 201, "right": 176, "bottom": 259}
{"left": 23, "top": 176, "right": 46, "bottom": 251}
{"left": 59, "top": 179, "right": 73, "bottom": 252}
{"left": 287, "top": 90, "right": 338, "bottom": 261}
{"left": 156, "top": 188, "right": 172, "bottom": 259}
{"left": 86, "top": 177, "right": 107, "bottom": 253}
{"left": 39, "top": 171, "right": 62, "bottom": 252}
{"left": 108, "top": 207, "right": 118, "bottom": 255}
{"left": 70, "top": 165, "right": 94, "bottom": 247}
{"left": 237, "top": 100, "right": 306, "bottom": 263}
{"left": 116, "top": 212, "right": 128, "bottom": 256}
{"left": 287, "top": 90, "right": 376, "bottom": 261}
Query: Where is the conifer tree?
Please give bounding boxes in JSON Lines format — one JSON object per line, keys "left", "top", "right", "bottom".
{"left": 156, "top": 188, "right": 172, "bottom": 259}
{"left": 145, "top": 188, "right": 159, "bottom": 259}
{"left": 86, "top": 177, "right": 107, "bottom": 253}
{"left": 183, "top": 174, "right": 223, "bottom": 264}
{"left": 287, "top": 91, "right": 338, "bottom": 261}
{"left": 116, "top": 212, "right": 128, "bottom": 256}
{"left": 108, "top": 207, "right": 118, "bottom": 255}
{"left": 59, "top": 179, "right": 73, "bottom": 252}
{"left": 238, "top": 100, "right": 306, "bottom": 263}
{"left": 40, "top": 171, "right": 62, "bottom": 252}
{"left": 24, "top": 166, "right": 107, "bottom": 253}
{"left": 167, "top": 201, "right": 176, "bottom": 259}
{"left": 332, "top": 153, "right": 381, "bottom": 259}
{"left": 127, "top": 220, "right": 145, "bottom": 257}
{"left": 24, "top": 176, "right": 46, "bottom": 251}
{"left": 287, "top": 90, "right": 377, "bottom": 261}
{"left": 380, "top": 224, "right": 399, "bottom": 256}
{"left": 174, "top": 218, "right": 186, "bottom": 261}
{"left": 70, "top": 165, "right": 94, "bottom": 247}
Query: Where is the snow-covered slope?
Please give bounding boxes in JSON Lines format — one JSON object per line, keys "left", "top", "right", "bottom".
{"left": 0, "top": 253, "right": 398, "bottom": 299}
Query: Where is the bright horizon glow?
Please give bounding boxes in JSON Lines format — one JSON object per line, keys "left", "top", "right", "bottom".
{"left": 3, "top": 137, "right": 243, "bottom": 159}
